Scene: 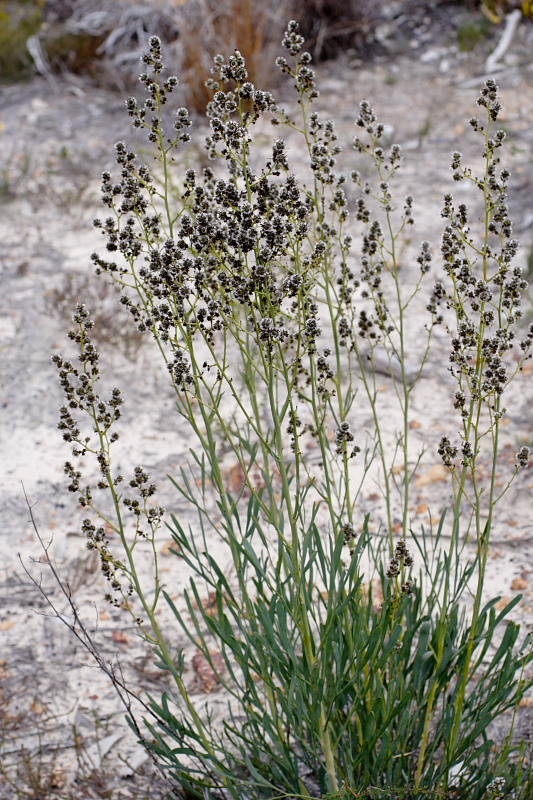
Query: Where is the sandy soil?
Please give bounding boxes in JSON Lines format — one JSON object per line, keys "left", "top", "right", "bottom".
{"left": 1, "top": 18, "right": 533, "bottom": 798}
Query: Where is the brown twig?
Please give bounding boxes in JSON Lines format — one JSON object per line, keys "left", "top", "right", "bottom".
{"left": 19, "top": 484, "right": 183, "bottom": 796}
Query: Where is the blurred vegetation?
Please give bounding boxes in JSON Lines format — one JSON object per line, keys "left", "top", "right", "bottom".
{"left": 0, "top": 0, "right": 44, "bottom": 81}
{"left": 481, "top": 0, "right": 533, "bottom": 23}
{"left": 1, "top": 1, "right": 531, "bottom": 89}
{"left": 0, "top": 0, "right": 387, "bottom": 96}
{"left": 44, "top": 29, "right": 107, "bottom": 76}
{"left": 456, "top": 9, "right": 494, "bottom": 49}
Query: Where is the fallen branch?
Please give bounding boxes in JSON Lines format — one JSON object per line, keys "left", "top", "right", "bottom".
{"left": 485, "top": 8, "right": 522, "bottom": 72}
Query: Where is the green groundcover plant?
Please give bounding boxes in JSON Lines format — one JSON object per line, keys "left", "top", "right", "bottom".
{"left": 51, "top": 22, "right": 533, "bottom": 800}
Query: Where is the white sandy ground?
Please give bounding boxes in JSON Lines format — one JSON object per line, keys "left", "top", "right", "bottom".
{"left": 1, "top": 38, "right": 533, "bottom": 796}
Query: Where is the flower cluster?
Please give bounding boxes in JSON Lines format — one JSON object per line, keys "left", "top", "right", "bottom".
{"left": 386, "top": 538, "right": 414, "bottom": 579}
{"left": 276, "top": 21, "right": 318, "bottom": 103}
{"left": 341, "top": 522, "right": 358, "bottom": 558}
{"left": 83, "top": 518, "right": 132, "bottom": 606}
{"left": 476, "top": 78, "right": 502, "bottom": 122}
{"left": 515, "top": 445, "right": 530, "bottom": 470}
{"left": 53, "top": 305, "right": 164, "bottom": 604}
{"left": 125, "top": 35, "right": 191, "bottom": 146}
{"left": 334, "top": 421, "right": 360, "bottom": 459}
{"left": 438, "top": 435, "right": 459, "bottom": 469}
{"left": 486, "top": 777, "right": 506, "bottom": 799}
{"left": 432, "top": 80, "right": 531, "bottom": 420}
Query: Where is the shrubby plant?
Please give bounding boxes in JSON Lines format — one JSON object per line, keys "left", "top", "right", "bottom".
{"left": 52, "top": 23, "right": 533, "bottom": 799}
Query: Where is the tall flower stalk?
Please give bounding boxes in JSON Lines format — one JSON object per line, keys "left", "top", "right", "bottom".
{"left": 415, "top": 79, "right": 533, "bottom": 791}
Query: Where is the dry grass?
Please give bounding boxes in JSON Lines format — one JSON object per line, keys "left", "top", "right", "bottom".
{"left": 169, "top": 0, "right": 286, "bottom": 111}
{"left": 3, "top": 0, "right": 389, "bottom": 104}
{"left": 170, "top": 0, "right": 387, "bottom": 110}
